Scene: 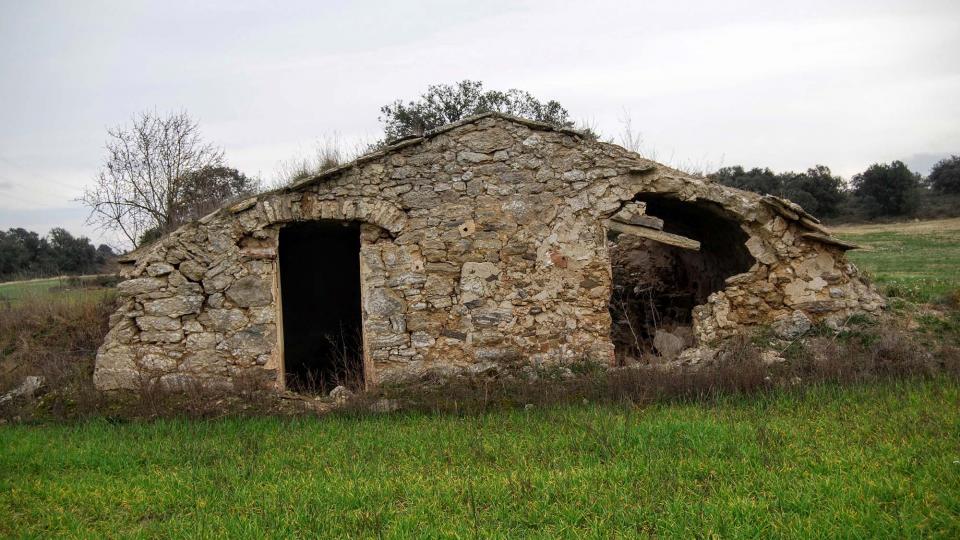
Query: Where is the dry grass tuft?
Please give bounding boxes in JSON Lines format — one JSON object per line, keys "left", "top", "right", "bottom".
{"left": 2, "top": 290, "right": 958, "bottom": 423}
{"left": 0, "top": 293, "right": 114, "bottom": 419}
{"left": 341, "top": 321, "right": 957, "bottom": 417}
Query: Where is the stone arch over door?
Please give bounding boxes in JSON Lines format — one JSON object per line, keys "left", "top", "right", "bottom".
{"left": 247, "top": 196, "right": 410, "bottom": 392}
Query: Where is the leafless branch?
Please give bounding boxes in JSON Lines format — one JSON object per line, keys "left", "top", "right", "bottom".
{"left": 81, "top": 111, "right": 226, "bottom": 249}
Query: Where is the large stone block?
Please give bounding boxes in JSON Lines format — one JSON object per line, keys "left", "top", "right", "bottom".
{"left": 221, "top": 324, "right": 275, "bottom": 356}
{"left": 225, "top": 275, "right": 273, "bottom": 307}
{"left": 181, "top": 350, "right": 229, "bottom": 375}
{"left": 146, "top": 262, "right": 175, "bottom": 277}
{"left": 459, "top": 262, "right": 500, "bottom": 304}
{"left": 141, "top": 330, "right": 184, "bottom": 343}
{"left": 178, "top": 260, "right": 206, "bottom": 282}
{"left": 365, "top": 287, "right": 406, "bottom": 318}
{"left": 143, "top": 295, "right": 203, "bottom": 317}
{"left": 205, "top": 309, "right": 248, "bottom": 332}
{"left": 136, "top": 316, "right": 181, "bottom": 332}
{"left": 460, "top": 127, "right": 514, "bottom": 153}
{"left": 117, "top": 277, "right": 166, "bottom": 297}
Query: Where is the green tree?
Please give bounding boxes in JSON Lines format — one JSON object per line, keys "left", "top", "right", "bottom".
{"left": 171, "top": 166, "right": 259, "bottom": 226}
{"left": 928, "top": 155, "right": 960, "bottom": 194}
{"left": 379, "top": 80, "right": 590, "bottom": 141}
{"left": 0, "top": 229, "right": 33, "bottom": 277}
{"left": 95, "top": 244, "right": 115, "bottom": 265}
{"left": 785, "top": 165, "right": 847, "bottom": 218}
{"left": 709, "top": 165, "right": 847, "bottom": 217}
{"left": 137, "top": 226, "right": 164, "bottom": 247}
{"left": 0, "top": 227, "right": 104, "bottom": 279}
{"left": 710, "top": 166, "right": 782, "bottom": 195}
{"left": 47, "top": 228, "right": 98, "bottom": 274}
{"left": 851, "top": 161, "right": 921, "bottom": 217}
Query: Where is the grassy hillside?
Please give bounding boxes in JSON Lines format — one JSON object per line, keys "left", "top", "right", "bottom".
{"left": 835, "top": 217, "right": 960, "bottom": 303}
{"left": 1, "top": 379, "right": 958, "bottom": 538}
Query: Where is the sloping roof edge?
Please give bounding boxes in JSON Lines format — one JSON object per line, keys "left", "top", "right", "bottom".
{"left": 117, "top": 112, "right": 857, "bottom": 262}
{"left": 117, "top": 113, "right": 587, "bottom": 263}
{"left": 284, "top": 112, "right": 588, "bottom": 192}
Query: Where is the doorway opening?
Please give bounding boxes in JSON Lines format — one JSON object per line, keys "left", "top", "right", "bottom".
{"left": 279, "top": 220, "right": 364, "bottom": 393}
{"left": 608, "top": 196, "right": 755, "bottom": 363}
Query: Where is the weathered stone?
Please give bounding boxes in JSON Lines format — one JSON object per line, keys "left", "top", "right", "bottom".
{"left": 179, "top": 260, "right": 206, "bottom": 281}
{"left": 248, "top": 306, "right": 275, "bottom": 324}
{"left": 95, "top": 113, "right": 884, "bottom": 394}
{"left": 0, "top": 376, "right": 44, "bottom": 405}
{"left": 117, "top": 277, "right": 166, "bottom": 296}
{"left": 653, "top": 329, "right": 686, "bottom": 358}
{"left": 329, "top": 385, "right": 354, "bottom": 403}
{"left": 460, "top": 127, "right": 514, "bottom": 153}
{"left": 471, "top": 308, "right": 512, "bottom": 327}
{"left": 136, "top": 316, "right": 181, "bottom": 332}
{"left": 140, "top": 330, "right": 184, "bottom": 343}
{"left": 202, "top": 273, "right": 234, "bottom": 294}
{"left": 460, "top": 261, "right": 499, "bottom": 304}
{"left": 146, "top": 262, "right": 175, "bottom": 277}
{"left": 772, "top": 310, "right": 812, "bottom": 340}
{"left": 365, "top": 287, "right": 406, "bottom": 318}
{"left": 140, "top": 351, "right": 178, "bottom": 371}
{"left": 457, "top": 150, "right": 492, "bottom": 163}
{"left": 143, "top": 295, "right": 203, "bottom": 317}
{"left": 206, "top": 309, "right": 248, "bottom": 332}
{"left": 181, "top": 350, "right": 229, "bottom": 374}
{"left": 222, "top": 325, "right": 275, "bottom": 356}
{"left": 225, "top": 275, "right": 272, "bottom": 307}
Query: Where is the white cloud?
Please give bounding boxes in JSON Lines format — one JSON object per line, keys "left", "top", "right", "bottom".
{"left": 1, "top": 0, "right": 958, "bottom": 241}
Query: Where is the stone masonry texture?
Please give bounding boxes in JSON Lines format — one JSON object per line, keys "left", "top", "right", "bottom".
{"left": 93, "top": 114, "right": 885, "bottom": 391}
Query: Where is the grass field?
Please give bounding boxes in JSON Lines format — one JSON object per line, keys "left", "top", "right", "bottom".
{"left": 1, "top": 221, "right": 958, "bottom": 537}
{"left": 835, "top": 217, "right": 960, "bottom": 303}
{"left": 1, "top": 379, "right": 958, "bottom": 537}
{"left": 0, "top": 275, "right": 115, "bottom": 305}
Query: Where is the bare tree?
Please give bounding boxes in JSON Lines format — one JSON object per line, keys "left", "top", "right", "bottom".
{"left": 82, "top": 111, "right": 227, "bottom": 248}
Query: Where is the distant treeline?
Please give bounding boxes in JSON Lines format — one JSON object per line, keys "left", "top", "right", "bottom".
{"left": 0, "top": 228, "right": 115, "bottom": 282}
{"left": 710, "top": 155, "right": 960, "bottom": 222}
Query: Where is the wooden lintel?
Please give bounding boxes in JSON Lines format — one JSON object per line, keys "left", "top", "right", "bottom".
{"left": 606, "top": 219, "right": 701, "bottom": 251}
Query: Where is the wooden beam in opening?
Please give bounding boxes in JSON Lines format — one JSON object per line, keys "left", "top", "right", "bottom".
{"left": 605, "top": 219, "right": 701, "bottom": 251}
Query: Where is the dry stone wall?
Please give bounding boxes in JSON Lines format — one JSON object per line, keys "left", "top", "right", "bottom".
{"left": 94, "top": 114, "right": 884, "bottom": 391}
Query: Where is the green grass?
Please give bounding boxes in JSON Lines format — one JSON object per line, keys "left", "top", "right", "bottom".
{"left": 2, "top": 379, "right": 958, "bottom": 538}
{"left": 0, "top": 276, "right": 113, "bottom": 305}
{"left": 836, "top": 225, "right": 960, "bottom": 303}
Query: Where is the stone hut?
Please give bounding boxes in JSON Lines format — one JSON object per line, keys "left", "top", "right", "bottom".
{"left": 93, "top": 113, "right": 884, "bottom": 393}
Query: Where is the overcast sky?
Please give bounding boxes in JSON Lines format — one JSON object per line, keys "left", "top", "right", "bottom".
{"left": 1, "top": 0, "right": 958, "bottom": 245}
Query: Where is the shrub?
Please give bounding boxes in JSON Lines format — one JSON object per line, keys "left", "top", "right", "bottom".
{"left": 0, "top": 293, "right": 115, "bottom": 419}
{"left": 851, "top": 161, "right": 922, "bottom": 217}
{"left": 929, "top": 155, "right": 960, "bottom": 194}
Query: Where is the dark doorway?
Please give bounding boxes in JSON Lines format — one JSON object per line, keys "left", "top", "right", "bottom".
{"left": 279, "top": 221, "right": 363, "bottom": 393}
{"left": 608, "top": 197, "right": 755, "bottom": 363}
